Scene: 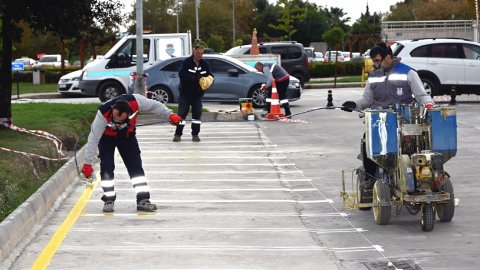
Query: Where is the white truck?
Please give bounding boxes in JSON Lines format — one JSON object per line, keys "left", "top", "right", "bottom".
{"left": 79, "top": 32, "right": 192, "bottom": 101}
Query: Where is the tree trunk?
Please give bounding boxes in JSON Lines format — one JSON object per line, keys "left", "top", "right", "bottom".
{"left": 60, "top": 39, "right": 66, "bottom": 75}
{"left": 0, "top": 9, "right": 14, "bottom": 126}
{"left": 79, "top": 39, "right": 86, "bottom": 67}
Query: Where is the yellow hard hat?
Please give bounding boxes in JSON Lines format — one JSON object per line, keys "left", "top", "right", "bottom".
{"left": 199, "top": 75, "right": 214, "bottom": 91}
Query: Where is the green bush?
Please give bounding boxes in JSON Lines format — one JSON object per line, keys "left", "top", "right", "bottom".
{"left": 13, "top": 67, "right": 81, "bottom": 83}
{"left": 310, "top": 62, "right": 363, "bottom": 78}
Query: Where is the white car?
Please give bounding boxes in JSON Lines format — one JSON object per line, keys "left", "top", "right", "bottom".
{"left": 392, "top": 38, "right": 480, "bottom": 96}
{"left": 34, "top": 54, "right": 69, "bottom": 67}
{"left": 323, "top": 51, "right": 344, "bottom": 62}
{"left": 58, "top": 70, "right": 82, "bottom": 96}
{"left": 14, "top": 57, "right": 36, "bottom": 66}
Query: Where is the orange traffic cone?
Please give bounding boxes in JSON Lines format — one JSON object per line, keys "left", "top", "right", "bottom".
{"left": 266, "top": 80, "right": 285, "bottom": 120}
{"left": 250, "top": 28, "right": 260, "bottom": 55}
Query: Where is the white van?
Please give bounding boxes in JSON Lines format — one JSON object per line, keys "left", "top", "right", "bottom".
{"left": 79, "top": 32, "right": 192, "bottom": 101}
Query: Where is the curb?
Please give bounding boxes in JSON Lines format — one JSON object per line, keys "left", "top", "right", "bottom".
{"left": 0, "top": 149, "right": 84, "bottom": 268}
{"left": 137, "top": 111, "right": 245, "bottom": 124}
{"left": 304, "top": 82, "right": 362, "bottom": 89}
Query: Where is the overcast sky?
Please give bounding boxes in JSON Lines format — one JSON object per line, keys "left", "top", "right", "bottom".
{"left": 119, "top": 0, "right": 403, "bottom": 27}
{"left": 302, "top": 0, "right": 403, "bottom": 24}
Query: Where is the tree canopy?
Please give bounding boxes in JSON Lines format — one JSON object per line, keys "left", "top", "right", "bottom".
{"left": 0, "top": 0, "right": 123, "bottom": 122}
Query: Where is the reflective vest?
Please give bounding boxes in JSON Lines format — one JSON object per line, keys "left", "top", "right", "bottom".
{"left": 368, "top": 62, "right": 414, "bottom": 109}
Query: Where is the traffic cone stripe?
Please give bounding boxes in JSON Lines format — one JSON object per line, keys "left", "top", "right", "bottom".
{"left": 270, "top": 100, "right": 280, "bottom": 105}
{"left": 280, "top": 99, "right": 289, "bottom": 104}
{"left": 266, "top": 80, "right": 285, "bottom": 120}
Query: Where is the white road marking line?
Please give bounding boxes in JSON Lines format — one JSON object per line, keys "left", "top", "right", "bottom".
{"left": 60, "top": 245, "right": 379, "bottom": 252}
{"left": 113, "top": 179, "right": 311, "bottom": 182}
{"left": 139, "top": 150, "right": 283, "bottom": 153}
{"left": 89, "top": 199, "right": 333, "bottom": 203}
{"left": 142, "top": 163, "right": 295, "bottom": 166}
{"left": 112, "top": 188, "right": 316, "bottom": 192}
{"left": 71, "top": 227, "right": 365, "bottom": 233}
{"left": 116, "top": 170, "right": 303, "bottom": 174}
{"left": 136, "top": 136, "right": 260, "bottom": 139}
{"left": 141, "top": 156, "right": 288, "bottom": 160}
{"left": 138, "top": 131, "right": 259, "bottom": 134}
{"left": 140, "top": 145, "right": 278, "bottom": 149}
{"left": 140, "top": 141, "right": 272, "bottom": 145}
{"left": 80, "top": 212, "right": 348, "bottom": 217}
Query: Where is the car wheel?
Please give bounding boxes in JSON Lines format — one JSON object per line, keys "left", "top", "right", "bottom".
{"left": 249, "top": 85, "right": 266, "bottom": 108}
{"left": 149, "top": 86, "right": 172, "bottom": 104}
{"left": 421, "top": 77, "right": 439, "bottom": 97}
{"left": 99, "top": 81, "right": 124, "bottom": 102}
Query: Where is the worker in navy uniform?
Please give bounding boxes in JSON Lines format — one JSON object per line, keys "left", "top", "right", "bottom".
{"left": 254, "top": 62, "right": 291, "bottom": 117}
{"left": 81, "top": 94, "right": 182, "bottom": 212}
{"left": 342, "top": 42, "right": 434, "bottom": 186}
{"left": 173, "top": 44, "right": 214, "bottom": 142}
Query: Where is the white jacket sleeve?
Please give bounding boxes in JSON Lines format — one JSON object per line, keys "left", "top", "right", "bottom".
{"left": 84, "top": 110, "right": 108, "bottom": 165}
{"left": 263, "top": 66, "right": 274, "bottom": 88}
{"left": 408, "top": 70, "right": 434, "bottom": 105}
{"left": 133, "top": 94, "right": 173, "bottom": 117}
{"left": 355, "top": 81, "right": 375, "bottom": 110}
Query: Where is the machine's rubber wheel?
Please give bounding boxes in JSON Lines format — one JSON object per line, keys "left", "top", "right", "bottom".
{"left": 99, "top": 81, "right": 124, "bottom": 102}
{"left": 356, "top": 167, "right": 372, "bottom": 210}
{"left": 436, "top": 177, "right": 455, "bottom": 222}
{"left": 149, "top": 86, "right": 172, "bottom": 104}
{"left": 372, "top": 180, "right": 391, "bottom": 225}
{"left": 421, "top": 204, "right": 435, "bottom": 232}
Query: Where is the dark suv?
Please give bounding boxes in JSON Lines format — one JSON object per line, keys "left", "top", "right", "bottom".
{"left": 224, "top": 41, "right": 310, "bottom": 86}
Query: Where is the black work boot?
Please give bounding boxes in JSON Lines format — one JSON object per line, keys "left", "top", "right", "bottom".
{"left": 103, "top": 201, "right": 114, "bottom": 213}
{"left": 137, "top": 199, "right": 157, "bottom": 212}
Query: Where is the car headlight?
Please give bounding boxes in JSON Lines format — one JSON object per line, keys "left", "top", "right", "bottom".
{"left": 72, "top": 77, "right": 80, "bottom": 81}
{"left": 290, "top": 81, "right": 300, "bottom": 88}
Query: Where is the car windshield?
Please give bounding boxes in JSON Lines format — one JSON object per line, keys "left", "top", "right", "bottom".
{"left": 392, "top": 42, "right": 404, "bottom": 56}
{"left": 305, "top": 48, "right": 314, "bottom": 58}
{"left": 224, "top": 46, "right": 251, "bottom": 55}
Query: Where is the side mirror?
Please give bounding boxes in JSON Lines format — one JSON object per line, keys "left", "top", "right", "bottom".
{"left": 227, "top": 69, "right": 239, "bottom": 76}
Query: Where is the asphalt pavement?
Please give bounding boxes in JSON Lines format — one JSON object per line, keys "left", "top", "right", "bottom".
{"left": 3, "top": 86, "right": 480, "bottom": 269}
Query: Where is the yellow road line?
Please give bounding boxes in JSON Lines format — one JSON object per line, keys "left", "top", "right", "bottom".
{"left": 31, "top": 176, "right": 99, "bottom": 270}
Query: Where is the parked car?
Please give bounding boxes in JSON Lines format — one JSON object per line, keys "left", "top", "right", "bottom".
{"left": 34, "top": 54, "right": 69, "bottom": 67}
{"left": 392, "top": 38, "right": 480, "bottom": 96}
{"left": 58, "top": 70, "right": 83, "bottom": 96}
{"left": 341, "top": 52, "right": 361, "bottom": 62}
{"left": 323, "top": 51, "right": 345, "bottom": 62}
{"left": 313, "top": 51, "right": 324, "bottom": 62}
{"left": 304, "top": 47, "right": 324, "bottom": 63}
{"left": 128, "top": 54, "right": 302, "bottom": 108}
{"left": 363, "top": 49, "right": 371, "bottom": 58}
{"left": 224, "top": 41, "right": 310, "bottom": 86}
{"left": 14, "top": 57, "right": 36, "bottom": 66}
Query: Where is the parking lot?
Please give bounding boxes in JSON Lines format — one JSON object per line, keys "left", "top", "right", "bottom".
{"left": 6, "top": 87, "right": 480, "bottom": 269}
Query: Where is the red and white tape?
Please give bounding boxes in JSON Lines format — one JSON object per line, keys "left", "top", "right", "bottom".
{"left": 0, "top": 120, "right": 68, "bottom": 161}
